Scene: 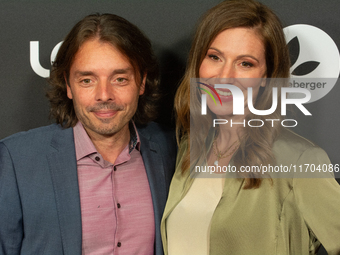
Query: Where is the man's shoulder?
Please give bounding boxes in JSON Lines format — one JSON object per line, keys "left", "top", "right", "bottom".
{"left": 1, "top": 124, "right": 72, "bottom": 149}
{"left": 136, "top": 122, "right": 175, "bottom": 142}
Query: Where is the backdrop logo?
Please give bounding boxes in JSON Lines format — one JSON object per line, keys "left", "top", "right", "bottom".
{"left": 284, "top": 24, "right": 340, "bottom": 103}
{"left": 30, "top": 41, "right": 63, "bottom": 78}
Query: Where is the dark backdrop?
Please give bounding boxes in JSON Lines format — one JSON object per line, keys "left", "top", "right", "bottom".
{"left": 0, "top": 1, "right": 339, "bottom": 253}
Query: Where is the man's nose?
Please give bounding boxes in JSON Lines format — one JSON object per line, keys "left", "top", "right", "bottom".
{"left": 95, "top": 81, "right": 114, "bottom": 102}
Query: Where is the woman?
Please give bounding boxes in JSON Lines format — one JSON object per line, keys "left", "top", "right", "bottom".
{"left": 161, "top": 0, "right": 340, "bottom": 254}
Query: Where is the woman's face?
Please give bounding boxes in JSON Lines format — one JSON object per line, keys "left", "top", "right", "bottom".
{"left": 199, "top": 27, "right": 267, "bottom": 118}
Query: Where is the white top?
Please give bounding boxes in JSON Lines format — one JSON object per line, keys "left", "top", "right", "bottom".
{"left": 167, "top": 173, "right": 225, "bottom": 255}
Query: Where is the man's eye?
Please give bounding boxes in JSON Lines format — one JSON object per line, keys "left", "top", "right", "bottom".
{"left": 81, "top": 79, "right": 91, "bottom": 84}
{"left": 116, "top": 77, "right": 127, "bottom": 82}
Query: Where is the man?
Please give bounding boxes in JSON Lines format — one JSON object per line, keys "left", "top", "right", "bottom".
{"left": 0, "top": 14, "right": 176, "bottom": 255}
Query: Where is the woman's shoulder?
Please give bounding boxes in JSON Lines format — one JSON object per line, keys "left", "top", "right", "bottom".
{"left": 273, "top": 128, "right": 331, "bottom": 168}
{"left": 276, "top": 128, "right": 319, "bottom": 148}
{"left": 274, "top": 128, "right": 325, "bottom": 153}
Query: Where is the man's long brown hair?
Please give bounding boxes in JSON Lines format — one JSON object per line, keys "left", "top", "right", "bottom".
{"left": 47, "top": 13, "right": 160, "bottom": 127}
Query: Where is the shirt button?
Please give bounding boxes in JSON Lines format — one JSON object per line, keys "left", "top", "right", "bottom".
{"left": 114, "top": 166, "right": 117, "bottom": 171}
{"left": 117, "top": 242, "right": 121, "bottom": 247}
{"left": 117, "top": 203, "right": 121, "bottom": 208}
{"left": 95, "top": 156, "right": 100, "bottom": 161}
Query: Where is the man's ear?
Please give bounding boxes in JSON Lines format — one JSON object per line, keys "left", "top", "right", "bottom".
{"left": 139, "top": 73, "right": 147, "bottom": 95}
{"left": 65, "top": 73, "right": 73, "bottom": 99}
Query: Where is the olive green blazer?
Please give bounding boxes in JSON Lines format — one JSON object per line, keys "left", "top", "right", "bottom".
{"left": 161, "top": 129, "right": 340, "bottom": 255}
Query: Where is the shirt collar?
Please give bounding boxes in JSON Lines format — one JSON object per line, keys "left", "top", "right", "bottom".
{"left": 73, "top": 121, "right": 141, "bottom": 161}
{"left": 129, "top": 121, "right": 141, "bottom": 152}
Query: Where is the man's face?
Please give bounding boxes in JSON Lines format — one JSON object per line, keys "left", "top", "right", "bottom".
{"left": 67, "top": 38, "right": 145, "bottom": 140}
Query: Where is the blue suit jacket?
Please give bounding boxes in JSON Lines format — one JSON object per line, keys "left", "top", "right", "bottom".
{"left": 0, "top": 122, "right": 176, "bottom": 255}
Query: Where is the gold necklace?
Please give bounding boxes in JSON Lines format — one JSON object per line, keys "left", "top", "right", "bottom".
{"left": 212, "top": 136, "right": 240, "bottom": 166}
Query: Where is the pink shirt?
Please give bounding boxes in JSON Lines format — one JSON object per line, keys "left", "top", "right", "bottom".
{"left": 73, "top": 122, "right": 155, "bottom": 255}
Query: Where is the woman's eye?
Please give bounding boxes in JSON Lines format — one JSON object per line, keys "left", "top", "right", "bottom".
{"left": 208, "top": 54, "right": 220, "bottom": 61}
{"left": 241, "top": 61, "right": 254, "bottom": 67}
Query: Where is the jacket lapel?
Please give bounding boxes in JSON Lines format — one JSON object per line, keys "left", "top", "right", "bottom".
{"left": 46, "top": 126, "right": 82, "bottom": 255}
{"left": 138, "top": 130, "right": 167, "bottom": 255}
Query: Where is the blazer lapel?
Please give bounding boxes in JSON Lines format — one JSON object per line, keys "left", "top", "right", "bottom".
{"left": 46, "top": 127, "right": 82, "bottom": 255}
{"left": 138, "top": 131, "right": 167, "bottom": 255}
{"left": 140, "top": 134, "right": 167, "bottom": 208}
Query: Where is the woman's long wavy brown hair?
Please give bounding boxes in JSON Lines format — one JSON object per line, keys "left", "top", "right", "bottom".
{"left": 47, "top": 13, "right": 160, "bottom": 127}
{"left": 175, "top": 0, "right": 290, "bottom": 189}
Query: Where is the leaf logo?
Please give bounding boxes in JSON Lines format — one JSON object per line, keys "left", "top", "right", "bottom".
{"left": 197, "top": 82, "right": 223, "bottom": 106}
{"left": 288, "top": 36, "right": 320, "bottom": 76}
{"left": 283, "top": 24, "right": 340, "bottom": 103}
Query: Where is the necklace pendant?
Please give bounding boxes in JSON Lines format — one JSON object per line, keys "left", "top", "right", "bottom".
{"left": 214, "top": 160, "right": 218, "bottom": 166}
